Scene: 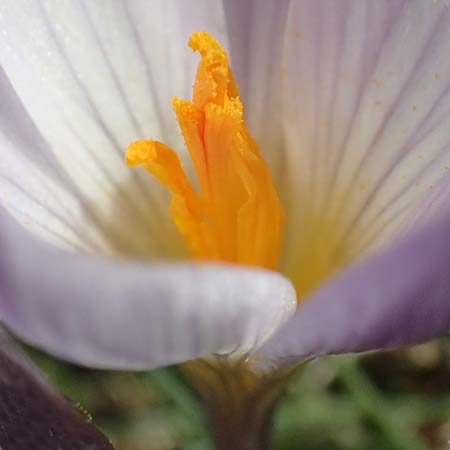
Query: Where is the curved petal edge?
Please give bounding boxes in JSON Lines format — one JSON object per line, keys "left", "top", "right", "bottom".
{"left": 0, "top": 208, "right": 296, "bottom": 370}
{"left": 257, "top": 210, "right": 450, "bottom": 364}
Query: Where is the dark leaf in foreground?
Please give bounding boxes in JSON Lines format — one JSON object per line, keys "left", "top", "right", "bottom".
{"left": 0, "top": 327, "right": 115, "bottom": 450}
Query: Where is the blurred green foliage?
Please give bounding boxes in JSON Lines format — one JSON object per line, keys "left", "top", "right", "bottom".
{"left": 29, "top": 339, "right": 450, "bottom": 450}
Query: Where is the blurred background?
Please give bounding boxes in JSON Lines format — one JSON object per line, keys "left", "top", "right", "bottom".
{"left": 29, "top": 339, "right": 450, "bottom": 450}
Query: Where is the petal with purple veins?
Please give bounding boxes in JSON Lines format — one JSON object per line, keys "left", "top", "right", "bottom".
{"left": 0, "top": 208, "right": 296, "bottom": 370}
{"left": 280, "top": 1, "right": 450, "bottom": 286}
{"left": 257, "top": 210, "right": 450, "bottom": 364}
{"left": 0, "top": 0, "right": 228, "bottom": 256}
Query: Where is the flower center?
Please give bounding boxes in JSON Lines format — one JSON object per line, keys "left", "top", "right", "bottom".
{"left": 126, "top": 32, "right": 284, "bottom": 269}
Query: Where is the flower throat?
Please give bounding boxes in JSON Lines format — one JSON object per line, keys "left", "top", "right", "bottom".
{"left": 126, "top": 32, "right": 284, "bottom": 269}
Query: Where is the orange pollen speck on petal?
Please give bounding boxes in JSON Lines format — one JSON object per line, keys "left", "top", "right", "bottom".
{"left": 125, "top": 31, "right": 285, "bottom": 269}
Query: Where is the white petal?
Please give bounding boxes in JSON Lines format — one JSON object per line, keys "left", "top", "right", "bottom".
{"left": 0, "top": 208, "right": 297, "bottom": 370}
{"left": 0, "top": 0, "right": 228, "bottom": 254}
{"left": 222, "top": 0, "right": 291, "bottom": 181}
{"left": 279, "top": 0, "right": 450, "bottom": 282}
{"left": 0, "top": 67, "right": 108, "bottom": 250}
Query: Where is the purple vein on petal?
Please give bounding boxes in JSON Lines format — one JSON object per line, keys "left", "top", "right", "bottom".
{"left": 321, "top": 0, "right": 408, "bottom": 209}
{"left": 79, "top": 0, "right": 165, "bottom": 211}
{"left": 37, "top": 2, "right": 160, "bottom": 226}
{"left": 120, "top": 0, "right": 170, "bottom": 142}
{"left": 335, "top": 10, "right": 447, "bottom": 215}
{"left": 342, "top": 78, "right": 450, "bottom": 241}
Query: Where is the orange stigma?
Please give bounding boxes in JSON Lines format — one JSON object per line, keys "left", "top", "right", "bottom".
{"left": 126, "top": 31, "right": 284, "bottom": 269}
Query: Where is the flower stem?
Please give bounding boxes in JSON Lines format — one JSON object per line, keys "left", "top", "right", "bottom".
{"left": 183, "top": 358, "right": 299, "bottom": 450}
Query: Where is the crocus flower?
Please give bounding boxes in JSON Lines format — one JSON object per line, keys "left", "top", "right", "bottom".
{"left": 1, "top": 0, "right": 450, "bottom": 448}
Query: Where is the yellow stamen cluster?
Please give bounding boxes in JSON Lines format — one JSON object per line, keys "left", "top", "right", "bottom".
{"left": 126, "top": 31, "right": 284, "bottom": 269}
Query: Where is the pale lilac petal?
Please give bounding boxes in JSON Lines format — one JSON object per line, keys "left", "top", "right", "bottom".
{"left": 0, "top": 67, "right": 109, "bottom": 251}
{"left": 257, "top": 210, "right": 450, "bottom": 364}
{"left": 281, "top": 0, "right": 450, "bottom": 281}
{"left": 0, "top": 0, "right": 228, "bottom": 255}
{"left": 223, "top": 0, "right": 291, "bottom": 179}
{"left": 0, "top": 328, "right": 114, "bottom": 449}
{"left": 0, "top": 209, "right": 296, "bottom": 370}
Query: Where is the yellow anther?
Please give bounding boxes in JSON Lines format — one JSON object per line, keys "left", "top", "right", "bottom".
{"left": 126, "top": 32, "right": 284, "bottom": 269}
